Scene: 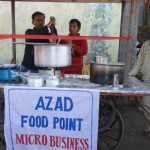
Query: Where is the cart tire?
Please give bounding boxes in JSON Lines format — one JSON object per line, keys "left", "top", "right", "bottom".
{"left": 97, "top": 109, "right": 124, "bottom": 150}
{"left": 99, "top": 97, "right": 117, "bottom": 132}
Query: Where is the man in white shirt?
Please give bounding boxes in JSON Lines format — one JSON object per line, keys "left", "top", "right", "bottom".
{"left": 129, "top": 40, "right": 150, "bottom": 138}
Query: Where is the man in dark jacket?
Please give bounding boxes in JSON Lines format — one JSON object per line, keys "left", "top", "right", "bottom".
{"left": 22, "top": 11, "right": 57, "bottom": 72}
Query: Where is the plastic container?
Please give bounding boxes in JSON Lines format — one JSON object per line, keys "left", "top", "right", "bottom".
{"left": 46, "top": 76, "right": 59, "bottom": 86}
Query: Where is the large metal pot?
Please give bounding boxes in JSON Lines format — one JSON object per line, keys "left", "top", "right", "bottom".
{"left": 34, "top": 44, "right": 72, "bottom": 67}
{"left": 90, "top": 62, "right": 125, "bottom": 85}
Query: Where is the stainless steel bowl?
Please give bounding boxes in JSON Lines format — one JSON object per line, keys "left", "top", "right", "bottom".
{"left": 94, "top": 56, "right": 108, "bottom": 64}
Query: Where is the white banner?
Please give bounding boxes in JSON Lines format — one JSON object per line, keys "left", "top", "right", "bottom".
{"left": 4, "top": 86, "right": 100, "bottom": 150}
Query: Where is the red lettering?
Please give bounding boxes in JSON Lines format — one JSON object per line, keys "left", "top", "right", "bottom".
{"left": 80, "top": 138, "right": 85, "bottom": 149}
{"left": 84, "top": 139, "right": 89, "bottom": 150}
{"left": 34, "top": 134, "right": 41, "bottom": 145}
{"left": 28, "top": 134, "right": 34, "bottom": 145}
{"left": 16, "top": 134, "right": 48, "bottom": 146}
{"left": 75, "top": 138, "right": 80, "bottom": 150}
{"left": 70, "top": 138, "right": 75, "bottom": 149}
{"left": 62, "top": 137, "right": 67, "bottom": 148}
{"left": 66, "top": 137, "right": 70, "bottom": 149}
{"left": 16, "top": 134, "right": 89, "bottom": 149}
{"left": 50, "top": 136, "right": 55, "bottom": 146}
{"left": 42, "top": 135, "right": 47, "bottom": 145}
{"left": 25, "top": 134, "right": 28, "bottom": 145}
{"left": 55, "top": 136, "right": 61, "bottom": 147}
{"left": 16, "top": 134, "right": 24, "bottom": 144}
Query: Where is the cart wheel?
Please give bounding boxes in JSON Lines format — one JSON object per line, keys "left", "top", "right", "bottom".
{"left": 97, "top": 109, "right": 124, "bottom": 150}
{"left": 99, "top": 97, "right": 117, "bottom": 132}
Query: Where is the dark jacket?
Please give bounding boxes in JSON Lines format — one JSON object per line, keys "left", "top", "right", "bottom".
{"left": 22, "top": 26, "right": 57, "bottom": 70}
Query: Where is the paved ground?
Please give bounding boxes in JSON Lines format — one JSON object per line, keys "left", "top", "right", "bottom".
{"left": 116, "top": 99, "right": 150, "bottom": 150}
{"left": 0, "top": 98, "right": 150, "bottom": 150}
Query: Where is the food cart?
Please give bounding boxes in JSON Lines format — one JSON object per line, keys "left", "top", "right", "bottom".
{"left": 0, "top": 76, "right": 150, "bottom": 150}
{"left": 0, "top": 0, "right": 150, "bottom": 150}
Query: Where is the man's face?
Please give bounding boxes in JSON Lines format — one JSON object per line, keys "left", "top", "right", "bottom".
{"left": 69, "top": 22, "right": 80, "bottom": 35}
{"left": 32, "top": 15, "right": 45, "bottom": 28}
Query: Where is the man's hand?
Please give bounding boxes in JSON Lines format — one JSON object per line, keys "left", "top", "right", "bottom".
{"left": 47, "top": 16, "right": 56, "bottom": 28}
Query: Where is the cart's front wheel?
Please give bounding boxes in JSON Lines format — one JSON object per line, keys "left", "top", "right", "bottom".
{"left": 97, "top": 109, "right": 124, "bottom": 150}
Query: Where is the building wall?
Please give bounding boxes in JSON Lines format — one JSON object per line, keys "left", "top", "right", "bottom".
{"left": 0, "top": 2, "right": 121, "bottom": 65}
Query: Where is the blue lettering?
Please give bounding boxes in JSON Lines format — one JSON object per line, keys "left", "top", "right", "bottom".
{"left": 42, "top": 116, "right": 48, "bottom": 128}
{"left": 69, "top": 118, "right": 76, "bottom": 131}
{"left": 77, "top": 118, "right": 83, "bottom": 131}
{"left": 54, "top": 97, "right": 63, "bottom": 111}
{"left": 64, "top": 97, "right": 73, "bottom": 112}
{"left": 21, "top": 115, "right": 28, "bottom": 127}
{"left": 36, "top": 116, "right": 41, "bottom": 128}
{"left": 21, "top": 115, "right": 48, "bottom": 128}
{"left": 59, "top": 118, "right": 65, "bottom": 129}
{"left": 53, "top": 117, "right": 59, "bottom": 129}
{"left": 53, "top": 117, "right": 83, "bottom": 131}
{"left": 35, "top": 96, "right": 45, "bottom": 110}
{"left": 45, "top": 97, "right": 53, "bottom": 110}
{"left": 35, "top": 96, "right": 74, "bottom": 112}
{"left": 29, "top": 116, "right": 35, "bottom": 127}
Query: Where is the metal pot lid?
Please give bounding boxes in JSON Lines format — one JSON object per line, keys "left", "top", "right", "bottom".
{"left": 91, "top": 62, "right": 125, "bottom": 66}
{"left": 0, "top": 64, "right": 18, "bottom": 68}
{"left": 13, "top": 42, "right": 72, "bottom": 46}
